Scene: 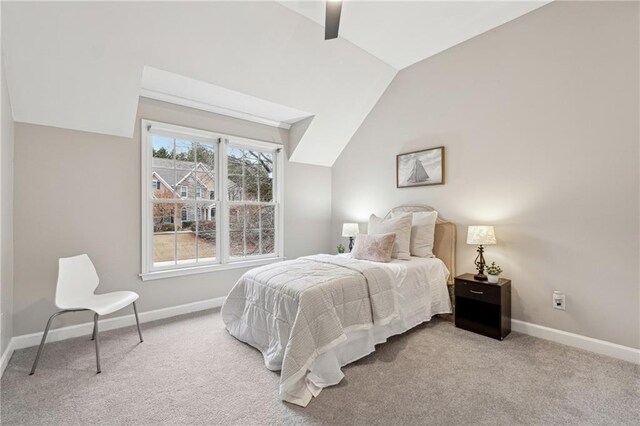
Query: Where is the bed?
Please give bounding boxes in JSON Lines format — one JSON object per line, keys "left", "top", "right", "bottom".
{"left": 221, "top": 206, "right": 456, "bottom": 406}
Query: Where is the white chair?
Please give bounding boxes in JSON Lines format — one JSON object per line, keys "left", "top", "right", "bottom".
{"left": 30, "top": 254, "right": 143, "bottom": 375}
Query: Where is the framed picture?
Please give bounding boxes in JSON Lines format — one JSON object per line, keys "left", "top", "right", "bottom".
{"left": 396, "top": 146, "right": 445, "bottom": 188}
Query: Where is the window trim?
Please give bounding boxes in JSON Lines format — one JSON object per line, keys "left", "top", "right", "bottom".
{"left": 140, "top": 119, "right": 284, "bottom": 281}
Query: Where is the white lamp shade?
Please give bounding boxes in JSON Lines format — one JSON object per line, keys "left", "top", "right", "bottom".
{"left": 466, "top": 225, "right": 497, "bottom": 245}
{"left": 342, "top": 223, "right": 360, "bottom": 237}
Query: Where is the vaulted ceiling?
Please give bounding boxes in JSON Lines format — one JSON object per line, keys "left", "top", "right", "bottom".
{"left": 280, "top": 1, "right": 550, "bottom": 70}
{"left": 1, "top": 1, "right": 549, "bottom": 167}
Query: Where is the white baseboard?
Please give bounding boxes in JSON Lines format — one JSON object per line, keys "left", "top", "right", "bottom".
{"left": 10, "top": 296, "right": 226, "bottom": 352}
{"left": 1, "top": 338, "right": 15, "bottom": 376}
{"left": 512, "top": 319, "right": 640, "bottom": 365}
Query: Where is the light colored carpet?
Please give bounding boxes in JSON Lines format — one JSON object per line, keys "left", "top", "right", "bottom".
{"left": 1, "top": 309, "right": 638, "bottom": 425}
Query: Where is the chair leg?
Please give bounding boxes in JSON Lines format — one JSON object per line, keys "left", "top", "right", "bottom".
{"left": 94, "top": 313, "right": 101, "bottom": 374}
{"left": 132, "top": 302, "right": 144, "bottom": 343}
{"left": 30, "top": 311, "right": 64, "bottom": 375}
{"left": 91, "top": 321, "right": 96, "bottom": 341}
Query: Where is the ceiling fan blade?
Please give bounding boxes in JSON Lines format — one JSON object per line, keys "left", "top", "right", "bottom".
{"left": 325, "top": 0, "right": 342, "bottom": 40}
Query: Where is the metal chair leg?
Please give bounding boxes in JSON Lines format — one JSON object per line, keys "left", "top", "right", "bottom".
{"left": 133, "top": 302, "right": 143, "bottom": 343}
{"left": 94, "top": 313, "right": 101, "bottom": 374}
{"left": 91, "top": 322, "right": 96, "bottom": 341}
{"left": 30, "top": 311, "right": 65, "bottom": 375}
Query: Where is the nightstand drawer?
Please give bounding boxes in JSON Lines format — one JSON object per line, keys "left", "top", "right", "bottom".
{"left": 455, "top": 280, "right": 500, "bottom": 304}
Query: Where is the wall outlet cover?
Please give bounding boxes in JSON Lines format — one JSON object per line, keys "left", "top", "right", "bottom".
{"left": 553, "top": 291, "right": 566, "bottom": 310}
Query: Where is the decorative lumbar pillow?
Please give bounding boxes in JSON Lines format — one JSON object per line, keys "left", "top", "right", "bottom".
{"left": 368, "top": 213, "right": 412, "bottom": 260}
{"left": 351, "top": 233, "right": 396, "bottom": 263}
{"left": 407, "top": 211, "right": 438, "bottom": 258}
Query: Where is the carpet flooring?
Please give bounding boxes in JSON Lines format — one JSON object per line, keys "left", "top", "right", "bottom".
{"left": 1, "top": 309, "right": 638, "bottom": 425}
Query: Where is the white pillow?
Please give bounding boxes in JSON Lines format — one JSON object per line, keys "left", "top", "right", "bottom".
{"left": 409, "top": 211, "right": 438, "bottom": 258}
{"left": 368, "top": 213, "right": 412, "bottom": 260}
{"left": 390, "top": 210, "right": 438, "bottom": 257}
{"left": 351, "top": 233, "right": 396, "bottom": 263}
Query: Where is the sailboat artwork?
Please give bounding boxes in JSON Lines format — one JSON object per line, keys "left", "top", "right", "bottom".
{"left": 396, "top": 146, "right": 445, "bottom": 188}
{"left": 407, "top": 158, "right": 430, "bottom": 183}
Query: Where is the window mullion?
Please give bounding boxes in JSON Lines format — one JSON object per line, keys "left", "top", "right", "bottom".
{"left": 275, "top": 149, "right": 282, "bottom": 257}
{"left": 219, "top": 138, "right": 228, "bottom": 264}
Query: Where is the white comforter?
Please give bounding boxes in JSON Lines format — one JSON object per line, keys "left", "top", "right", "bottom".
{"left": 221, "top": 254, "right": 451, "bottom": 406}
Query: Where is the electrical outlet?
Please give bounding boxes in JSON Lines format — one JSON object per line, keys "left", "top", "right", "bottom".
{"left": 553, "top": 291, "right": 566, "bottom": 310}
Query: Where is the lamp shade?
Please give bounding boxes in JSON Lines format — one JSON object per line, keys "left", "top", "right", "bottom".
{"left": 466, "top": 225, "right": 497, "bottom": 245}
{"left": 342, "top": 223, "right": 360, "bottom": 237}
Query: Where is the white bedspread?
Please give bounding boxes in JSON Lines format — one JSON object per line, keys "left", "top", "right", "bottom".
{"left": 221, "top": 254, "right": 451, "bottom": 406}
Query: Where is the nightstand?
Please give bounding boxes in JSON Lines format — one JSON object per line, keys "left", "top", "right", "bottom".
{"left": 454, "top": 273, "right": 511, "bottom": 340}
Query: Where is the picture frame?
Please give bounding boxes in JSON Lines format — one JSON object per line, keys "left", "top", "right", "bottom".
{"left": 396, "top": 146, "right": 445, "bottom": 188}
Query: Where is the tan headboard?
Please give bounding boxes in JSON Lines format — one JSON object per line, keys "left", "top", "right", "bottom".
{"left": 385, "top": 205, "right": 456, "bottom": 285}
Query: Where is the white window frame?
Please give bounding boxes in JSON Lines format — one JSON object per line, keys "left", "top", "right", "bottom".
{"left": 140, "top": 119, "right": 284, "bottom": 281}
{"left": 179, "top": 185, "right": 188, "bottom": 198}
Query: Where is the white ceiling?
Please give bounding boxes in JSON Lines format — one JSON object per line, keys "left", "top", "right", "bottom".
{"left": 280, "top": 1, "right": 550, "bottom": 70}
{"left": 1, "top": 1, "right": 395, "bottom": 166}
{"left": 2, "top": 1, "right": 550, "bottom": 167}
{"left": 140, "top": 66, "right": 314, "bottom": 129}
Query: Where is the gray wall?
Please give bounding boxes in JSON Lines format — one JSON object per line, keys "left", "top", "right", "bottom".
{"left": 1, "top": 61, "right": 15, "bottom": 354}
{"left": 12, "top": 98, "right": 332, "bottom": 336}
{"left": 332, "top": 1, "right": 639, "bottom": 348}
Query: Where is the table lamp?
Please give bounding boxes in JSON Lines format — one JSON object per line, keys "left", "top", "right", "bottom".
{"left": 342, "top": 223, "right": 359, "bottom": 252}
{"left": 466, "top": 225, "right": 496, "bottom": 281}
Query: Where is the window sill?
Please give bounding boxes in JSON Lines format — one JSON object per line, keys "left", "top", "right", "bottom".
{"left": 140, "top": 257, "right": 286, "bottom": 281}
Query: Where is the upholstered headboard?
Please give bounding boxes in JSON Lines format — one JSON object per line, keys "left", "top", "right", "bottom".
{"left": 385, "top": 205, "right": 456, "bottom": 285}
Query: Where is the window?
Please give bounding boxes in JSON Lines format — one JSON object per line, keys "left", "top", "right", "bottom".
{"left": 227, "top": 146, "right": 277, "bottom": 258}
{"left": 141, "top": 120, "right": 283, "bottom": 280}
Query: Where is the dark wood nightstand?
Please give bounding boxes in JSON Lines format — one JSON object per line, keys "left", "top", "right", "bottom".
{"left": 454, "top": 273, "right": 511, "bottom": 340}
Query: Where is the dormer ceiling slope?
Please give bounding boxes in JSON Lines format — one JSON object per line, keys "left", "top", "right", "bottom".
{"left": 2, "top": 1, "right": 549, "bottom": 167}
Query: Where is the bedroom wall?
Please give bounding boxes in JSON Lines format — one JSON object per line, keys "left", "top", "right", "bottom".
{"left": 1, "top": 60, "right": 15, "bottom": 355}
{"left": 332, "top": 1, "right": 640, "bottom": 349}
{"left": 11, "top": 97, "right": 332, "bottom": 336}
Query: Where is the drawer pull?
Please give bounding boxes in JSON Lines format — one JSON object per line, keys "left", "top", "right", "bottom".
{"left": 470, "top": 290, "right": 484, "bottom": 295}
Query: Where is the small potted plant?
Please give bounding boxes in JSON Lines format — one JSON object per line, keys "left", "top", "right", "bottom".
{"left": 485, "top": 262, "right": 502, "bottom": 283}
{"left": 337, "top": 243, "right": 346, "bottom": 254}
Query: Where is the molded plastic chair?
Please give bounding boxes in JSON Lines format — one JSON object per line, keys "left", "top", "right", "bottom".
{"left": 30, "top": 254, "right": 143, "bottom": 375}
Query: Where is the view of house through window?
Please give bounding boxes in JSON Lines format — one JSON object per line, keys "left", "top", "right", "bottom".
{"left": 143, "top": 121, "right": 281, "bottom": 275}
{"left": 151, "top": 134, "right": 217, "bottom": 267}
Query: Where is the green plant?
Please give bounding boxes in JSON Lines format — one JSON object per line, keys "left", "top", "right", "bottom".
{"left": 486, "top": 262, "right": 502, "bottom": 275}
{"left": 337, "top": 243, "right": 346, "bottom": 254}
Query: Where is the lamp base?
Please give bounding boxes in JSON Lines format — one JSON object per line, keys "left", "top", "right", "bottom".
{"left": 473, "top": 245, "right": 488, "bottom": 281}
